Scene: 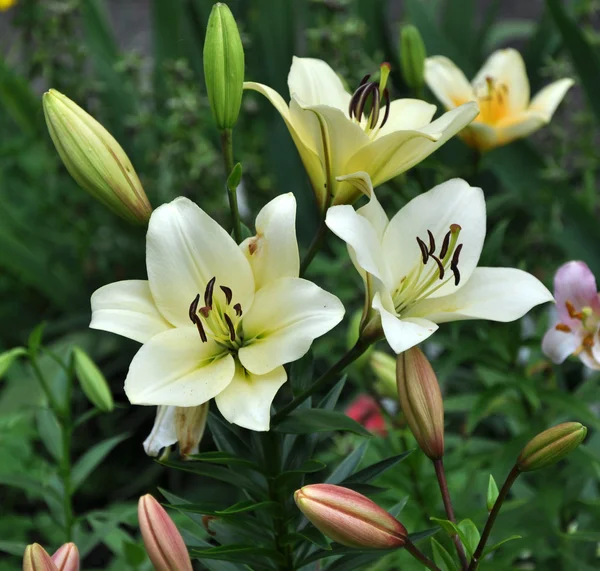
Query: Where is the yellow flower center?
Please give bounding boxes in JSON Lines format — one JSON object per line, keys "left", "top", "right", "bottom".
{"left": 474, "top": 76, "right": 509, "bottom": 125}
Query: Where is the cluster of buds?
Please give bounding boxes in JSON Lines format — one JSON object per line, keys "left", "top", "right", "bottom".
{"left": 22, "top": 543, "right": 79, "bottom": 571}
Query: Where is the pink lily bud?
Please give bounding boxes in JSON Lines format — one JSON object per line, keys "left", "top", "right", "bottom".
{"left": 51, "top": 543, "right": 79, "bottom": 571}
{"left": 294, "top": 484, "right": 407, "bottom": 549}
{"left": 345, "top": 394, "right": 387, "bottom": 436}
{"left": 22, "top": 544, "right": 58, "bottom": 571}
{"left": 138, "top": 494, "right": 193, "bottom": 571}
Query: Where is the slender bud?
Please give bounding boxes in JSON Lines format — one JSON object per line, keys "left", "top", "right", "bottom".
{"left": 72, "top": 346, "right": 114, "bottom": 413}
{"left": 51, "top": 543, "right": 79, "bottom": 571}
{"left": 176, "top": 403, "right": 209, "bottom": 459}
{"left": 396, "top": 347, "right": 444, "bottom": 460}
{"left": 517, "top": 422, "right": 587, "bottom": 472}
{"left": 23, "top": 544, "right": 58, "bottom": 571}
{"left": 370, "top": 350, "right": 397, "bottom": 398}
{"left": 399, "top": 25, "right": 426, "bottom": 90}
{"left": 294, "top": 484, "right": 407, "bottom": 549}
{"left": 138, "top": 494, "right": 193, "bottom": 571}
{"left": 203, "top": 3, "right": 245, "bottom": 129}
{"left": 42, "top": 89, "right": 152, "bottom": 225}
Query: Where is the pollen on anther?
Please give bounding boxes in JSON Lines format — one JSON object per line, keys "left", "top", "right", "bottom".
{"left": 565, "top": 300, "right": 583, "bottom": 320}
{"left": 555, "top": 323, "right": 572, "bottom": 333}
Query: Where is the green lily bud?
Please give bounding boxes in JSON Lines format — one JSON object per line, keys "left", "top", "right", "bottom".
{"left": 72, "top": 346, "right": 114, "bottom": 413}
{"left": 43, "top": 89, "right": 152, "bottom": 225}
{"left": 294, "top": 484, "right": 407, "bottom": 549}
{"left": 22, "top": 544, "right": 58, "bottom": 571}
{"left": 517, "top": 422, "right": 587, "bottom": 472}
{"left": 369, "top": 350, "right": 397, "bottom": 398}
{"left": 396, "top": 347, "right": 444, "bottom": 460}
{"left": 399, "top": 25, "right": 426, "bottom": 90}
{"left": 203, "top": 3, "right": 244, "bottom": 130}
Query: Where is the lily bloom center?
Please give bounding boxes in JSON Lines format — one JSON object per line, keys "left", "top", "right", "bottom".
{"left": 474, "top": 76, "right": 509, "bottom": 124}
{"left": 555, "top": 301, "right": 599, "bottom": 354}
{"left": 393, "top": 224, "right": 463, "bottom": 314}
{"left": 189, "top": 277, "right": 244, "bottom": 351}
{"left": 348, "top": 62, "right": 391, "bottom": 135}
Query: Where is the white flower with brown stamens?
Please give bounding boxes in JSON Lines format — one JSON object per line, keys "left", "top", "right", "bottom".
{"left": 325, "top": 172, "right": 553, "bottom": 353}
{"left": 90, "top": 194, "right": 344, "bottom": 431}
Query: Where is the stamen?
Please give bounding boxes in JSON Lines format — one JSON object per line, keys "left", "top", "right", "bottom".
{"left": 555, "top": 323, "right": 572, "bottom": 333}
{"left": 583, "top": 333, "right": 594, "bottom": 348}
{"left": 204, "top": 277, "right": 216, "bottom": 309}
{"left": 427, "top": 230, "right": 435, "bottom": 255}
{"left": 368, "top": 86, "right": 381, "bottom": 130}
{"left": 565, "top": 301, "right": 583, "bottom": 320}
{"left": 234, "top": 303, "right": 243, "bottom": 317}
{"left": 188, "top": 294, "right": 200, "bottom": 323}
{"left": 224, "top": 313, "right": 236, "bottom": 342}
{"left": 194, "top": 319, "right": 208, "bottom": 342}
{"left": 430, "top": 254, "right": 445, "bottom": 280}
{"left": 450, "top": 243, "right": 463, "bottom": 286}
{"left": 380, "top": 88, "right": 391, "bottom": 128}
{"left": 416, "top": 237, "right": 429, "bottom": 264}
{"left": 220, "top": 285, "right": 233, "bottom": 305}
{"left": 439, "top": 230, "right": 451, "bottom": 259}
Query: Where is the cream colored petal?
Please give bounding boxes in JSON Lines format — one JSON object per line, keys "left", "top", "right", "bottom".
{"left": 90, "top": 280, "right": 172, "bottom": 343}
{"left": 529, "top": 78, "right": 574, "bottom": 120}
{"left": 143, "top": 406, "right": 177, "bottom": 457}
{"left": 239, "top": 277, "right": 345, "bottom": 375}
{"left": 494, "top": 111, "right": 548, "bottom": 146}
{"left": 240, "top": 193, "right": 299, "bottom": 289}
{"left": 215, "top": 362, "right": 286, "bottom": 431}
{"left": 460, "top": 122, "right": 500, "bottom": 152}
{"left": 424, "top": 56, "right": 475, "bottom": 109}
{"left": 288, "top": 56, "right": 351, "bottom": 112}
{"left": 472, "top": 49, "right": 529, "bottom": 113}
{"left": 124, "top": 327, "right": 235, "bottom": 406}
{"left": 375, "top": 99, "right": 438, "bottom": 138}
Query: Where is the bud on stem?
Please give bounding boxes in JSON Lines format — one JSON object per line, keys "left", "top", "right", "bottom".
{"left": 23, "top": 544, "right": 58, "bottom": 571}
{"left": 51, "top": 543, "right": 79, "bottom": 571}
{"left": 399, "top": 25, "right": 426, "bottom": 92}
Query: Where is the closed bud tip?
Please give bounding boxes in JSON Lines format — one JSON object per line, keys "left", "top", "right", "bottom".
{"left": 369, "top": 350, "right": 397, "bottom": 398}
{"left": 294, "top": 484, "right": 407, "bottom": 549}
{"left": 23, "top": 544, "right": 58, "bottom": 571}
{"left": 72, "top": 346, "right": 114, "bottom": 413}
{"left": 51, "top": 543, "right": 79, "bottom": 571}
{"left": 396, "top": 347, "right": 444, "bottom": 460}
{"left": 517, "top": 422, "right": 587, "bottom": 472}
{"left": 399, "top": 25, "right": 426, "bottom": 90}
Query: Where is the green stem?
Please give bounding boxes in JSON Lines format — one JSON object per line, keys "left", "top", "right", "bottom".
{"left": 30, "top": 355, "right": 63, "bottom": 419}
{"left": 405, "top": 539, "right": 441, "bottom": 571}
{"left": 300, "top": 215, "right": 328, "bottom": 277}
{"left": 433, "top": 459, "right": 469, "bottom": 570}
{"left": 467, "top": 466, "right": 520, "bottom": 571}
{"left": 220, "top": 128, "right": 242, "bottom": 243}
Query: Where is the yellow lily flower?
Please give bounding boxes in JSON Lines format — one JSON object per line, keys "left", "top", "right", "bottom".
{"left": 245, "top": 57, "right": 478, "bottom": 208}
{"left": 0, "top": 0, "right": 17, "bottom": 10}
{"left": 425, "top": 49, "right": 574, "bottom": 152}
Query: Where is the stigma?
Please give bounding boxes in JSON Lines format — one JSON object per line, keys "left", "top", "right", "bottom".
{"left": 348, "top": 63, "right": 391, "bottom": 132}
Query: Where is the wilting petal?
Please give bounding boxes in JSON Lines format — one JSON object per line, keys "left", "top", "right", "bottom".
{"left": 239, "top": 277, "right": 344, "bottom": 375}
{"left": 382, "top": 179, "right": 485, "bottom": 297}
{"left": 240, "top": 193, "right": 299, "bottom": 289}
{"left": 529, "top": 78, "right": 574, "bottom": 120}
{"left": 376, "top": 99, "right": 437, "bottom": 137}
{"left": 406, "top": 267, "right": 553, "bottom": 323}
{"left": 143, "top": 406, "right": 177, "bottom": 457}
{"left": 288, "top": 56, "right": 351, "bottom": 112}
{"left": 175, "top": 403, "right": 209, "bottom": 457}
{"left": 424, "top": 56, "right": 475, "bottom": 109}
{"left": 124, "top": 327, "right": 235, "bottom": 406}
{"left": 553, "top": 261, "right": 600, "bottom": 325}
{"left": 215, "top": 363, "right": 286, "bottom": 430}
{"left": 146, "top": 198, "right": 254, "bottom": 327}
{"left": 542, "top": 327, "right": 580, "bottom": 365}
{"left": 90, "top": 280, "right": 172, "bottom": 343}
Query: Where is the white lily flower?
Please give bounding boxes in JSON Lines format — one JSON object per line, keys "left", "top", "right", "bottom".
{"left": 245, "top": 57, "right": 478, "bottom": 208}
{"left": 425, "top": 49, "right": 574, "bottom": 151}
{"left": 325, "top": 172, "right": 553, "bottom": 353}
{"left": 90, "top": 194, "right": 344, "bottom": 431}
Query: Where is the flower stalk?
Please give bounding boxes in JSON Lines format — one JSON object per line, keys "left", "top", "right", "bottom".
{"left": 221, "top": 128, "right": 242, "bottom": 243}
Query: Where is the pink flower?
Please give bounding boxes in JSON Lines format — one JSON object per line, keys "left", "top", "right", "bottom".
{"left": 345, "top": 395, "right": 387, "bottom": 436}
{"left": 542, "top": 261, "right": 600, "bottom": 369}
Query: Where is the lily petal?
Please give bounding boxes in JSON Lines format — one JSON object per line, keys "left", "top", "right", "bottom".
{"left": 424, "top": 56, "right": 475, "bottom": 109}
{"left": 494, "top": 110, "right": 549, "bottom": 145}
{"left": 239, "top": 277, "right": 345, "bottom": 375}
{"left": 215, "top": 363, "right": 287, "bottom": 431}
{"left": 542, "top": 327, "right": 580, "bottom": 365}
{"left": 143, "top": 406, "right": 177, "bottom": 457}
{"left": 553, "top": 261, "right": 600, "bottom": 325}
{"left": 529, "top": 78, "right": 574, "bottom": 120}
{"left": 375, "top": 99, "right": 437, "bottom": 137}
{"left": 406, "top": 267, "right": 553, "bottom": 323}
{"left": 90, "top": 280, "right": 172, "bottom": 343}
{"left": 146, "top": 197, "right": 254, "bottom": 327}
{"left": 460, "top": 121, "right": 499, "bottom": 151}
{"left": 125, "top": 327, "right": 235, "bottom": 406}
{"left": 240, "top": 193, "right": 300, "bottom": 289}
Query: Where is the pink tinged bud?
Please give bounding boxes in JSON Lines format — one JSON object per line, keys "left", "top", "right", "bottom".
{"left": 396, "top": 347, "right": 444, "bottom": 460}
{"left": 23, "top": 544, "right": 59, "bottom": 571}
{"left": 294, "top": 484, "right": 407, "bottom": 549}
{"left": 51, "top": 543, "right": 79, "bottom": 571}
{"left": 517, "top": 422, "right": 587, "bottom": 472}
{"left": 138, "top": 494, "right": 193, "bottom": 571}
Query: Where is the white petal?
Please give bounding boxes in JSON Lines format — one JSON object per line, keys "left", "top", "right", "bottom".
{"left": 146, "top": 197, "right": 255, "bottom": 327}
{"left": 215, "top": 363, "right": 287, "bottom": 431}
{"left": 288, "top": 57, "right": 351, "bottom": 112}
{"left": 382, "top": 178, "right": 486, "bottom": 298}
{"left": 375, "top": 99, "right": 437, "bottom": 137}
{"left": 90, "top": 280, "right": 172, "bottom": 343}
{"left": 529, "top": 78, "right": 574, "bottom": 120}
{"left": 240, "top": 193, "right": 299, "bottom": 289}
{"left": 542, "top": 327, "right": 579, "bottom": 365}
{"left": 125, "top": 327, "right": 235, "bottom": 406}
{"left": 472, "top": 49, "right": 530, "bottom": 113}
{"left": 238, "top": 277, "right": 345, "bottom": 375}
{"left": 372, "top": 292, "right": 438, "bottom": 354}
{"left": 424, "top": 56, "right": 475, "bottom": 109}
{"left": 143, "top": 406, "right": 177, "bottom": 457}
{"left": 406, "top": 267, "right": 553, "bottom": 323}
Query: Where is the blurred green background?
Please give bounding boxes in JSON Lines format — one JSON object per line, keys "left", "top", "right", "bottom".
{"left": 1, "top": 0, "right": 600, "bottom": 569}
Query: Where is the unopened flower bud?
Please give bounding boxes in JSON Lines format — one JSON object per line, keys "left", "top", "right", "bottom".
{"left": 204, "top": 3, "right": 244, "bottom": 129}
{"left": 138, "top": 494, "right": 193, "bottom": 571}
{"left": 294, "top": 484, "right": 407, "bottom": 549}
{"left": 72, "top": 346, "right": 114, "bottom": 413}
{"left": 517, "top": 422, "right": 587, "bottom": 472}
{"left": 400, "top": 25, "right": 426, "bottom": 90}
{"left": 396, "top": 347, "right": 444, "bottom": 460}
{"left": 23, "top": 544, "right": 58, "bottom": 571}
{"left": 370, "top": 350, "right": 397, "bottom": 398}
{"left": 43, "top": 89, "right": 151, "bottom": 225}
{"left": 51, "top": 543, "right": 79, "bottom": 571}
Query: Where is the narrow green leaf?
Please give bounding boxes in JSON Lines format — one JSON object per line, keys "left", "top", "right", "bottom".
{"left": 274, "top": 409, "right": 372, "bottom": 437}
{"left": 326, "top": 442, "right": 369, "bottom": 485}
{"left": 0, "top": 347, "right": 26, "bottom": 379}
{"left": 36, "top": 409, "right": 62, "bottom": 461}
{"left": 0, "top": 541, "right": 28, "bottom": 557}
{"left": 289, "top": 350, "right": 314, "bottom": 396}
{"left": 431, "top": 538, "right": 459, "bottom": 571}
{"left": 430, "top": 517, "right": 461, "bottom": 538}
{"left": 186, "top": 451, "right": 263, "bottom": 472}
{"left": 318, "top": 375, "right": 347, "bottom": 411}
{"left": 293, "top": 527, "right": 331, "bottom": 550}
{"left": 343, "top": 451, "right": 413, "bottom": 484}
{"left": 487, "top": 475, "right": 499, "bottom": 511}
{"left": 483, "top": 534, "right": 522, "bottom": 556}
{"left": 0, "top": 474, "right": 61, "bottom": 500}
{"left": 191, "top": 544, "right": 284, "bottom": 564}
{"left": 458, "top": 519, "right": 480, "bottom": 557}
{"left": 28, "top": 323, "right": 46, "bottom": 354}
{"left": 409, "top": 528, "right": 441, "bottom": 543}
{"left": 389, "top": 496, "right": 410, "bottom": 517}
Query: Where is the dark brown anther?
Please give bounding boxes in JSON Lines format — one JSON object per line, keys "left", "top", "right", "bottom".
{"left": 220, "top": 285, "right": 233, "bottom": 305}
{"left": 450, "top": 243, "right": 463, "bottom": 286}
{"left": 368, "top": 86, "right": 381, "bottom": 130}
{"left": 224, "top": 313, "right": 236, "bottom": 342}
{"left": 204, "top": 277, "right": 216, "bottom": 309}
{"left": 234, "top": 303, "right": 243, "bottom": 317}
{"left": 188, "top": 294, "right": 200, "bottom": 323}
{"left": 439, "top": 230, "right": 451, "bottom": 259}
{"left": 355, "top": 82, "right": 378, "bottom": 123}
{"left": 427, "top": 230, "right": 436, "bottom": 255}
{"left": 349, "top": 82, "right": 371, "bottom": 119}
{"left": 430, "top": 254, "right": 445, "bottom": 280}
{"left": 416, "top": 237, "right": 429, "bottom": 264}
{"left": 380, "top": 88, "right": 391, "bottom": 128}
{"left": 194, "top": 319, "right": 208, "bottom": 342}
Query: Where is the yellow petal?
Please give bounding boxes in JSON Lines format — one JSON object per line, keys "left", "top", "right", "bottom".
{"left": 424, "top": 56, "right": 475, "bottom": 108}
{"left": 529, "top": 78, "right": 574, "bottom": 121}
